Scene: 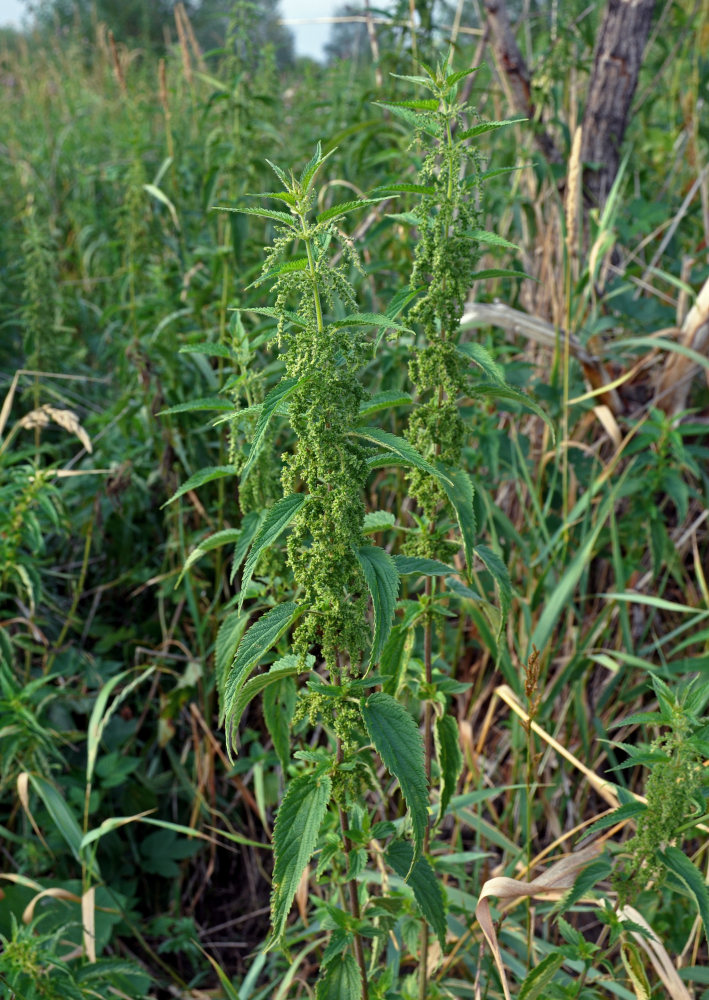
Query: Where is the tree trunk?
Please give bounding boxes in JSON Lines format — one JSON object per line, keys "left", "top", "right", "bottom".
{"left": 580, "top": 0, "right": 656, "bottom": 207}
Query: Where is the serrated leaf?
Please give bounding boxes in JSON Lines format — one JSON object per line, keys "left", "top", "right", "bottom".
{"left": 659, "top": 846, "right": 709, "bottom": 940}
{"left": 178, "top": 529, "right": 243, "bottom": 585}
{"left": 159, "top": 396, "right": 235, "bottom": 416}
{"left": 231, "top": 510, "right": 263, "bottom": 583}
{"left": 248, "top": 257, "right": 308, "bottom": 289}
{"left": 235, "top": 305, "right": 307, "bottom": 328}
{"left": 435, "top": 715, "right": 462, "bottom": 823}
{"left": 461, "top": 228, "right": 520, "bottom": 252}
{"left": 393, "top": 555, "right": 454, "bottom": 577}
{"left": 357, "top": 546, "right": 400, "bottom": 668}
{"left": 387, "top": 840, "right": 446, "bottom": 947}
{"left": 352, "top": 426, "right": 451, "bottom": 483}
{"left": 251, "top": 190, "right": 297, "bottom": 206}
{"left": 179, "top": 342, "right": 235, "bottom": 360}
{"left": 263, "top": 672, "right": 298, "bottom": 772}
{"left": 475, "top": 544, "right": 511, "bottom": 633}
{"left": 445, "top": 66, "right": 482, "bottom": 89}
{"left": 582, "top": 801, "right": 646, "bottom": 840}
{"left": 315, "top": 952, "right": 361, "bottom": 1000}
{"left": 373, "top": 182, "right": 436, "bottom": 195}
{"left": 239, "top": 494, "right": 307, "bottom": 611}
{"left": 215, "top": 204, "right": 297, "bottom": 228}
{"left": 381, "top": 98, "right": 440, "bottom": 111}
{"left": 270, "top": 769, "right": 332, "bottom": 942}
{"left": 457, "top": 341, "right": 505, "bottom": 384}
{"left": 357, "top": 390, "right": 413, "bottom": 422}
{"left": 316, "top": 196, "right": 388, "bottom": 224}
{"left": 241, "top": 377, "right": 300, "bottom": 484}
{"left": 458, "top": 119, "right": 523, "bottom": 140}
{"left": 437, "top": 465, "right": 476, "bottom": 573}
{"left": 363, "top": 510, "right": 396, "bottom": 534}
{"left": 473, "top": 383, "right": 553, "bottom": 432}
{"left": 470, "top": 267, "right": 526, "bottom": 281}
{"left": 229, "top": 654, "right": 308, "bottom": 745}
{"left": 300, "top": 142, "right": 335, "bottom": 194}
{"left": 222, "top": 603, "right": 301, "bottom": 756}
{"left": 554, "top": 856, "right": 612, "bottom": 915}
{"left": 518, "top": 953, "right": 565, "bottom": 1000}
{"left": 374, "top": 102, "right": 441, "bottom": 135}
{"left": 381, "top": 625, "right": 410, "bottom": 696}
{"left": 215, "top": 609, "right": 249, "bottom": 703}
{"left": 362, "top": 692, "right": 428, "bottom": 868}
{"left": 162, "top": 465, "right": 237, "bottom": 507}
{"left": 620, "top": 942, "right": 651, "bottom": 1000}
{"left": 331, "top": 312, "right": 412, "bottom": 334}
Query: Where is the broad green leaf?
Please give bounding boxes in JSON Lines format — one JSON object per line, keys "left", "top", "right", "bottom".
{"left": 518, "top": 953, "right": 565, "bottom": 1000}
{"left": 373, "top": 182, "right": 436, "bottom": 196}
{"left": 373, "top": 102, "right": 441, "bottom": 135}
{"left": 660, "top": 846, "right": 709, "bottom": 940}
{"left": 215, "top": 609, "right": 249, "bottom": 703}
{"left": 362, "top": 692, "right": 428, "bottom": 868}
{"left": 457, "top": 341, "right": 505, "bottom": 384}
{"left": 435, "top": 714, "right": 463, "bottom": 823}
{"left": 28, "top": 775, "right": 83, "bottom": 864}
{"left": 353, "top": 426, "right": 451, "bottom": 484}
{"left": 179, "top": 342, "right": 234, "bottom": 360}
{"left": 216, "top": 205, "right": 297, "bottom": 228}
{"left": 235, "top": 306, "right": 306, "bottom": 329}
{"left": 239, "top": 493, "right": 308, "bottom": 611}
{"left": 470, "top": 267, "right": 526, "bottom": 281}
{"left": 393, "top": 555, "right": 454, "bottom": 577}
{"left": 231, "top": 510, "right": 263, "bottom": 583}
{"left": 162, "top": 465, "right": 237, "bottom": 507}
{"left": 263, "top": 670, "right": 299, "bottom": 772}
{"left": 357, "top": 546, "right": 400, "bottom": 668}
{"left": 223, "top": 603, "right": 302, "bottom": 757}
{"left": 300, "top": 142, "right": 335, "bottom": 194}
{"left": 554, "top": 855, "right": 612, "bottom": 915}
{"left": 241, "top": 377, "right": 300, "bottom": 483}
{"left": 437, "top": 465, "right": 476, "bottom": 573}
{"left": 316, "top": 196, "right": 388, "bottom": 224}
{"left": 461, "top": 228, "right": 520, "bottom": 252}
{"left": 363, "top": 510, "right": 396, "bottom": 534}
{"left": 229, "top": 654, "right": 309, "bottom": 740}
{"left": 331, "top": 312, "right": 413, "bottom": 335}
{"left": 475, "top": 544, "right": 511, "bottom": 634}
{"left": 159, "top": 396, "right": 234, "bottom": 416}
{"left": 357, "top": 390, "right": 413, "bottom": 422}
{"left": 620, "top": 943, "right": 651, "bottom": 1000}
{"left": 445, "top": 66, "right": 482, "bottom": 89}
{"left": 315, "top": 952, "right": 361, "bottom": 1000}
{"left": 250, "top": 190, "right": 297, "bottom": 206}
{"left": 387, "top": 840, "right": 447, "bottom": 947}
{"left": 380, "top": 98, "right": 439, "bottom": 111}
{"left": 472, "top": 383, "right": 553, "bottom": 432}
{"left": 270, "top": 769, "right": 332, "bottom": 942}
{"left": 582, "top": 801, "right": 646, "bottom": 840}
{"left": 381, "top": 625, "right": 411, "bottom": 696}
{"left": 178, "top": 528, "right": 243, "bottom": 585}
{"left": 248, "top": 257, "right": 308, "bottom": 289}
{"left": 457, "top": 119, "right": 524, "bottom": 140}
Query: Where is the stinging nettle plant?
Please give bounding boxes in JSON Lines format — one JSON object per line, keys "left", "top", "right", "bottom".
{"left": 176, "top": 58, "right": 543, "bottom": 1000}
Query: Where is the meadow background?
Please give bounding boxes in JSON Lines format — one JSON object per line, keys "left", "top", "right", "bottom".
{"left": 1, "top": 1, "right": 709, "bottom": 998}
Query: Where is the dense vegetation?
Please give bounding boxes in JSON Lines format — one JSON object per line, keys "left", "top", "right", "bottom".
{"left": 1, "top": 2, "right": 708, "bottom": 998}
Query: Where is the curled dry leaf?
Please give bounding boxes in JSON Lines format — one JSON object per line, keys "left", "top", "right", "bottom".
{"left": 18, "top": 404, "right": 93, "bottom": 453}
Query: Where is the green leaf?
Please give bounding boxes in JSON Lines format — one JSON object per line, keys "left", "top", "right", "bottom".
{"left": 373, "top": 182, "right": 436, "bottom": 196}
{"left": 229, "top": 654, "right": 308, "bottom": 743}
{"left": 248, "top": 257, "right": 308, "bottom": 289}
{"left": 363, "top": 510, "right": 396, "bottom": 534}
{"left": 554, "top": 856, "right": 612, "bottom": 915}
{"left": 475, "top": 544, "right": 511, "bottom": 634}
{"left": 179, "top": 342, "right": 235, "bottom": 361}
{"left": 582, "top": 801, "right": 646, "bottom": 840}
{"left": 620, "top": 942, "right": 651, "bottom": 1000}
{"left": 263, "top": 671, "right": 298, "bottom": 772}
{"left": 457, "top": 119, "right": 524, "bottom": 140}
{"left": 381, "top": 625, "right": 411, "bottom": 696}
{"left": 162, "top": 465, "right": 237, "bottom": 507}
{"left": 472, "top": 382, "right": 553, "bottom": 432}
{"left": 316, "top": 196, "right": 388, "bottom": 224}
{"left": 357, "top": 390, "right": 413, "bottom": 422}
{"left": 659, "top": 846, "right": 709, "bottom": 941}
{"left": 392, "top": 555, "right": 454, "bottom": 577}
{"left": 159, "top": 396, "right": 235, "bottom": 416}
{"left": 241, "top": 377, "right": 300, "bottom": 483}
{"left": 357, "top": 546, "right": 400, "bottom": 668}
{"left": 239, "top": 494, "right": 308, "bottom": 611}
{"left": 28, "top": 775, "right": 83, "bottom": 864}
{"left": 386, "top": 840, "right": 446, "bottom": 947}
{"left": 300, "top": 142, "right": 335, "bottom": 194}
{"left": 353, "top": 427, "right": 450, "bottom": 483}
{"left": 231, "top": 510, "right": 263, "bottom": 583}
{"left": 331, "top": 312, "right": 413, "bottom": 335}
{"left": 270, "top": 769, "right": 332, "bottom": 943}
{"left": 456, "top": 341, "right": 505, "bottom": 384}
{"left": 251, "top": 190, "right": 297, "bottom": 206}
{"left": 178, "top": 528, "right": 243, "bottom": 585}
{"left": 222, "top": 603, "right": 302, "bottom": 757}
{"left": 518, "top": 953, "right": 565, "bottom": 1000}
{"left": 470, "top": 267, "right": 526, "bottom": 281}
{"left": 362, "top": 692, "right": 428, "bottom": 868}
{"left": 461, "top": 228, "right": 520, "bottom": 252}
{"left": 215, "top": 609, "right": 249, "bottom": 702}
{"left": 315, "top": 953, "right": 361, "bottom": 1000}
{"left": 87, "top": 668, "right": 156, "bottom": 787}
{"left": 435, "top": 715, "right": 463, "bottom": 823}
{"left": 216, "top": 205, "right": 297, "bottom": 228}
{"left": 444, "top": 66, "right": 482, "bottom": 89}
{"left": 437, "top": 465, "right": 476, "bottom": 573}
{"left": 381, "top": 98, "right": 440, "bottom": 111}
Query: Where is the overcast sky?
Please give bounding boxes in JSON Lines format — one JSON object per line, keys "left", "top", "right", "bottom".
{"left": 0, "top": 0, "right": 341, "bottom": 60}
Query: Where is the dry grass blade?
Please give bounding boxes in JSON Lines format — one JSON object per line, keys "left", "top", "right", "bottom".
{"left": 475, "top": 844, "right": 603, "bottom": 1000}
{"left": 619, "top": 905, "right": 692, "bottom": 1000}
{"left": 654, "top": 273, "right": 709, "bottom": 414}
{"left": 82, "top": 886, "right": 96, "bottom": 962}
{"left": 17, "top": 772, "right": 49, "bottom": 850}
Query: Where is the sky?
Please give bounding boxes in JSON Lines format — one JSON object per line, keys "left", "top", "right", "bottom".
{"left": 0, "top": 0, "right": 341, "bottom": 60}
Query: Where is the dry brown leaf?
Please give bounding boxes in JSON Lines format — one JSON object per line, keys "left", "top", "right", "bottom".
{"left": 619, "top": 905, "right": 692, "bottom": 1000}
